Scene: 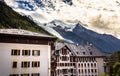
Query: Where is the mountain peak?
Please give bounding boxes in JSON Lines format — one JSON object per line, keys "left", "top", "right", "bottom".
{"left": 4, "top": 0, "right": 120, "bottom": 39}
{"left": 3, "top": 0, "right": 120, "bottom": 54}
{"left": 0, "top": 2, "right": 50, "bottom": 35}
{"left": 43, "top": 20, "right": 120, "bottom": 54}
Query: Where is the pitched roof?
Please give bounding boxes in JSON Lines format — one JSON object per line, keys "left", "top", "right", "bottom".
{"left": 55, "top": 42, "right": 105, "bottom": 57}
{"left": 0, "top": 29, "right": 54, "bottom": 38}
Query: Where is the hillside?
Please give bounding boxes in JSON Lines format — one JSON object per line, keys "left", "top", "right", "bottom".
{"left": 0, "top": 1, "right": 50, "bottom": 35}
{"left": 4, "top": 0, "right": 120, "bottom": 39}
{"left": 1, "top": 0, "right": 120, "bottom": 54}
{"left": 43, "top": 20, "right": 120, "bottom": 54}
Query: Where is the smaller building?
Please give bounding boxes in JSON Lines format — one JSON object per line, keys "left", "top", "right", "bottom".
{"left": 0, "top": 29, "right": 56, "bottom": 76}
{"left": 52, "top": 42, "right": 106, "bottom": 76}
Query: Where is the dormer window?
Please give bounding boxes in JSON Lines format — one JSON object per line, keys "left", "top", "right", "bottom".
{"left": 76, "top": 52, "right": 79, "bottom": 54}
{"left": 61, "top": 47, "right": 68, "bottom": 55}
{"left": 90, "top": 51, "right": 92, "bottom": 55}
{"left": 83, "top": 52, "right": 85, "bottom": 55}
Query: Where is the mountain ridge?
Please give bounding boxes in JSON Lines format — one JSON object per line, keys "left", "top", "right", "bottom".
{"left": 73, "top": 24, "right": 120, "bottom": 53}
{"left": 44, "top": 20, "right": 120, "bottom": 54}
{"left": 1, "top": 0, "right": 120, "bottom": 54}
{"left": 0, "top": 1, "right": 50, "bottom": 35}
{"left": 4, "top": 0, "right": 120, "bottom": 39}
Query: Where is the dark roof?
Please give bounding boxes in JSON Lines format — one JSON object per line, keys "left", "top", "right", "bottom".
{"left": 55, "top": 42, "right": 105, "bottom": 57}
{"left": 0, "top": 29, "right": 57, "bottom": 44}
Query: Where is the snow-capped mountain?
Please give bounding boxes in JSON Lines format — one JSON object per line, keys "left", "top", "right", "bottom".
{"left": 2, "top": 0, "right": 120, "bottom": 53}
{"left": 4, "top": 0, "right": 120, "bottom": 39}
{"left": 43, "top": 20, "right": 120, "bottom": 54}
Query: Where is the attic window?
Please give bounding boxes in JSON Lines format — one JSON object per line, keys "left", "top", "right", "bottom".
{"left": 90, "top": 52, "right": 92, "bottom": 55}
{"left": 83, "top": 52, "right": 85, "bottom": 55}
{"left": 88, "top": 47, "right": 91, "bottom": 51}
{"left": 76, "top": 52, "right": 79, "bottom": 54}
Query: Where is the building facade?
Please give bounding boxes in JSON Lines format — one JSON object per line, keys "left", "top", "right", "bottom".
{"left": 52, "top": 42, "right": 105, "bottom": 76}
{"left": 0, "top": 29, "right": 56, "bottom": 76}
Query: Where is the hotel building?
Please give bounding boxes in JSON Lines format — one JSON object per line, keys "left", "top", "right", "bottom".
{"left": 0, "top": 29, "right": 56, "bottom": 76}
{"left": 52, "top": 42, "right": 105, "bottom": 76}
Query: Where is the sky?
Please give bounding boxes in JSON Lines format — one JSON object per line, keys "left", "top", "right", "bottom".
{"left": 4, "top": 0, "right": 120, "bottom": 39}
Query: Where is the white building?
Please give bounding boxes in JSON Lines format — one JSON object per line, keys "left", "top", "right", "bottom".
{"left": 0, "top": 29, "right": 56, "bottom": 76}
{"left": 52, "top": 42, "right": 106, "bottom": 76}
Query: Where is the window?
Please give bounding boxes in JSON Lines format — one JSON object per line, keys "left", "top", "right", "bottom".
{"left": 70, "top": 69, "right": 73, "bottom": 73}
{"left": 94, "top": 63, "right": 96, "bottom": 67}
{"left": 91, "top": 63, "right": 93, "bottom": 67}
{"left": 83, "top": 52, "right": 85, "bottom": 55}
{"left": 62, "top": 69, "right": 68, "bottom": 74}
{"left": 79, "top": 69, "right": 80, "bottom": 73}
{"left": 91, "top": 69, "right": 94, "bottom": 73}
{"left": 21, "top": 74, "right": 29, "bottom": 76}
{"left": 84, "top": 63, "right": 86, "bottom": 67}
{"left": 22, "top": 50, "right": 30, "bottom": 56}
{"left": 76, "top": 52, "right": 79, "bottom": 54}
{"left": 62, "top": 63, "right": 64, "bottom": 66}
{"left": 90, "top": 51, "right": 92, "bottom": 55}
{"left": 32, "top": 61, "right": 40, "bottom": 67}
{"left": 61, "top": 47, "right": 68, "bottom": 55}
{"left": 10, "top": 74, "right": 19, "bottom": 76}
{"left": 21, "top": 61, "right": 30, "bottom": 68}
{"left": 88, "top": 63, "right": 89, "bottom": 67}
{"left": 85, "top": 69, "right": 87, "bottom": 73}
{"left": 12, "top": 61, "right": 17, "bottom": 68}
{"left": 81, "top": 63, "right": 83, "bottom": 67}
{"left": 65, "top": 63, "right": 67, "bottom": 66}
{"left": 32, "top": 50, "right": 40, "bottom": 56}
{"left": 62, "top": 56, "right": 68, "bottom": 61}
{"left": 11, "top": 49, "right": 20, "bottom": 56}
{"left": 95, "top": 69, "right": 97, "bottom": 73}
{"left": 78, "top": 64, "right": 80, "bottom": 67}
{"left": 31, "top": 73, "right": 40, "bottom": 76}
{"left": 81, "top": 69, "right": 83, "bottom": 73}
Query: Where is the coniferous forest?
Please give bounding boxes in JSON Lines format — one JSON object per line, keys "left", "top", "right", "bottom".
{"left": 0, "top": 1, "right": 50, "bottom": 35}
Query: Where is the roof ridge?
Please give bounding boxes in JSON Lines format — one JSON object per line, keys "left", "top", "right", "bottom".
{"left": 0, "top": 29, "right": 53, "bottom": 38}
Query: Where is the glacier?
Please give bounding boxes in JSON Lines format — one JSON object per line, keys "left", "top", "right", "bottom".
{"left": 43, "top": 20, "right": 120, "bottom": 54}
{"left": 4, "top": 0, "right": 120, "bottom": 39}
{"left": 2, "top": 0, "right": 120, "bottom": 53}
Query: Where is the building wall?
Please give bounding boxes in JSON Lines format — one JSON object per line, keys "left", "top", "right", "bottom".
{"left": 96, "top": 57, "right": 104, "bottom": 75}
{"left": 54, "top": 46, "right": 105, "bottom": 76}
{"left": 0, "top": 42, "right": 51, "bottom": 76}
{"left": 55, "top": 46, "right": 77, "bottom": 76}
{"left": 76, "top": 57, "right": 98, "bottom": 76}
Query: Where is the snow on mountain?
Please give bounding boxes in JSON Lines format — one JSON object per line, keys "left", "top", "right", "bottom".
{"left": 4, "top": 0, "right": 120, "bottom": 39}
{"left": 72, "top": 23, "right": 120, "bottom": 53}
{"left": 44, "top": 21, "right": 120, "bottom": 53}
{"left": 2, "top": 0, "right": 120, "bottom": 53}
